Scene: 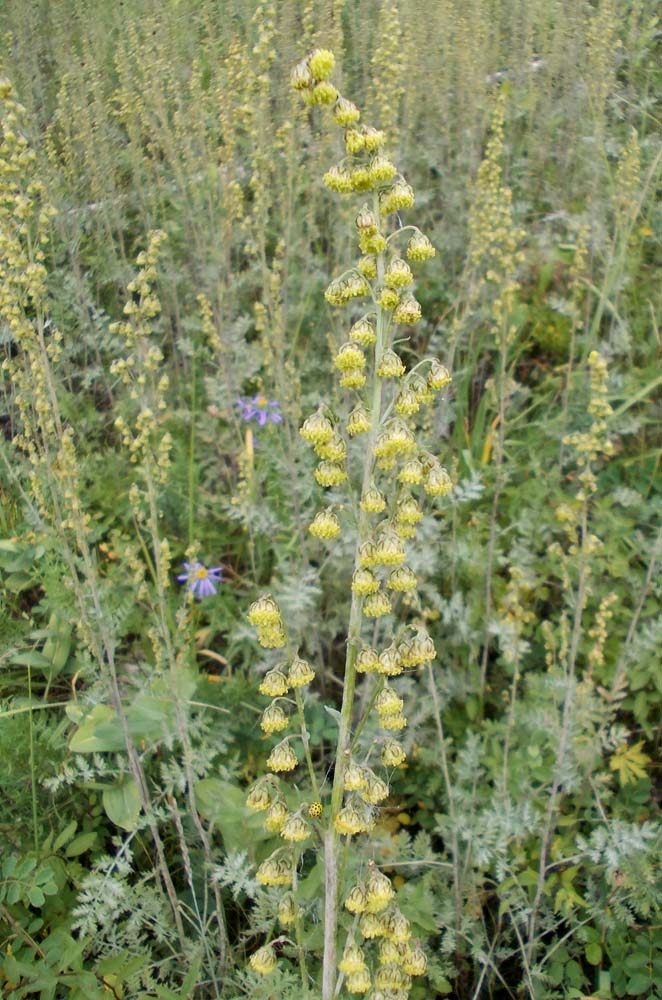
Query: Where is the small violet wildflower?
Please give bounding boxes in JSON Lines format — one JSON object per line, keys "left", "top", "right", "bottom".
{"left": 177, "top": 562, "right": 223, "bottom": 599}
{"left": 236, "top": 394, "right": 283, "bottom": 426}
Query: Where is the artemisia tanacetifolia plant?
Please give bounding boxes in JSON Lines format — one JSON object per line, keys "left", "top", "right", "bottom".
{"left": 244, "top": 49, "right": 453, "bottom": 1000}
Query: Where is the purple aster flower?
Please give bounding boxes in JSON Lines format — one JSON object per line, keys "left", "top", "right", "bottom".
{"left": 177, "top": 562, "right": 223, "bottom": 599}
{"left": 236, "top": 394, "right": 283, "bottom": 426}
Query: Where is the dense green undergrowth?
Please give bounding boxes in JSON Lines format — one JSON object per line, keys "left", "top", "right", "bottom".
{"left": 1, "top": 1, "right": 661, "bottom": 998}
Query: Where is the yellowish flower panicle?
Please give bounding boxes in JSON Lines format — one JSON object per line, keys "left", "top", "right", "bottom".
{"left": 309, "top": 508, "right": 342, "bottom": 540}
{"left": 373, "top": 530, "right": 406, "bottom": 567}
{"left": 385, "top": 909, "right": 412, "bottom": 944}
{"left": 380, "top": 181, "right": 415, "bottom": 215}
{"left": 259, "top": 668, "right": 290, "bottom": 697}
{"left": 250, "top": 943, "right": 276, "bottom": 975}
{"left": 396, "top": 496, "right": 423, "bottom": 526}
{"left": 288, "top": 654, "right": 315, "bottom": 688}
{"left": 314, "top": 432, "right": 346, "bottom": 461}
{"left": 267, "top": 739, "right": 298, "bottom": 773}
{"left": 324, "top": 164, "right": 354, "bottom": 193}
{"left": 339, "top": 943, "right": 368, "bottom": 974}
{"left": 260, "top": 702, "right": 289, "bottom": 734}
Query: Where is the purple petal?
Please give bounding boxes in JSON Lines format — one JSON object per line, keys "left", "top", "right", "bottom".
{"left": 257, "top": 411, "right": 268, "bottom": 426}
{"left": 269, "top": 412, "right": 283, "bottom": 424}
{"left": 197, "top": 577, "right": 217, "bottom": 599}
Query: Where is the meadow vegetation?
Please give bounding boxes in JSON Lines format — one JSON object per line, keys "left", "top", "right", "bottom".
{"left": 0, "top": 1, "right": 661, "bottom": 998}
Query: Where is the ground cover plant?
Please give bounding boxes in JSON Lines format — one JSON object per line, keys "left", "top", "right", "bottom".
{"left": 1, "top": 1, "right": 661, "bottom": 998}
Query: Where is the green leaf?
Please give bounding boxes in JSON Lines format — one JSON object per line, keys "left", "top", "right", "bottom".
{"left": 69, "top": 704, "right": 125, "bottom": 753}
{"left": 10, "top": 650, "right": 53, "bottom": 669}
{"left": 27, "top": 886, "right": 45, "bottom": 907}
{"left": 586, "top": 942, "right": 603, "bottom": 966}
{"left": 65, "top": 831, "right": 98, "bottom": 857}
{"left": 627, "top": 973, "right": 652, "bottom": 995}
{"left": 194, "top": 778, "right": 266, "bottom": 852}
{"left": 53, "top": 820, "right": 77, "bottom": 852}
{"left": 102, "top": 777, "right": 141, "bottom": 831}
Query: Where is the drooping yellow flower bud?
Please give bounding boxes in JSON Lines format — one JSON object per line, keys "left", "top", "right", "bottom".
{"left": 300, "top": 409, "right": 334, "bottom": 446}
{"left": 288, "top": 655, "right": 315, "bottom": 688}
{"left": 308, "top": 48, "right": 335, "bottom": 80}
{"left": 291, "top": 59, "right": 313, "bottom": 91}
{"left": 360, "top": 772, "right": 389, "bottom": 804}
{"left": 369, "top": 155, "right": 397, "bottom": 184}
{"left": 380, "top": 712, "right": 407, "bottom": 731}
{"left": 315, "top": 432, "right": 346, "bottom": 462}
{"left": 324, "top": 164, "right": 354, "bottom": 193}
{"left": 428, "top": 359, "right": 452, "bottom": 389}
{"left": 308, "top": 81, "right": 338, "bottom": 105}
{"left": 344, "top": 761, "right": 368, "bottom": 791}
{"left": 406, "top": 231, "right": 436, "bottom": 261}
{"left": 344, "top": 884, "right": 368, "bottom": 913}
{"left": 396, "top": 496, "right": 423, "bottom": 526}
{"left": 377, "top": 643, "right": 403, "bottom": 676}
{"left": 376, "top": 349, "right": 406, "bottom": 378}
{"left": 334, "top": 97, "right": 361, "bottom": 126}
{"left": 385, "top": 257, "right": 414, "bottom": 289}
{"left": 345, "top": 968, "right": 371, "bottom": 994}
{"left": 355, "top": 645, "right": 380, "bottom": 673}
{"left": 334, "top": 341, "right": 367, "bottom": 372}
{"left": 381, "top": 739, "right": 407, "bottom": 767}
{"left": 393, "top": 292, "right": 422, "bottom": 325}
{"left": 259, "top": 668, "right": 290, "bottom": 697}
{"left": 365, "top": 865, "right": 395, "bottom": 912}
{"left": 334, "top": 802, "right": 369, "bottom": 835}
{"left": 394, "top": 387, "right": 420, "bottom": 416}
{"left": 349, "top": 317, "right": 377, "bottom": 346}
{"left": 248, "top": 595, "right": 281, "bottom": 628}
{"left": 402, "top": 944, "right": 428, "bottom": 975}
{"left": 267, "top": 740, "right": 298, "bottom": 773}
{"left": 376, "top": 684, "right": 404, "bottom": 717}
{"left": 360, "top": 485, "right": 387, "bottom": 513}
{"left": 250, "top": 944, "right": 276, "bottom": 975}
{"left": 278, "top": 893, "right": 297, "bottom": 926}
{"left": 386, "top": 566, "right": 418, "bottom": 592}
{"left": 359, "top": 912, "right": 390, "bottom": 938}
{"left": 373, "top": 530, "right": 406, "bottom": 567}
{"left": 264, "top": 800, "right": 289, "bottom": 833}
{"left": 246, "top": 775, "right": 278, "bottom": 812}
{"left": 380, "top": 180, "right": 415, "bottom": 214}
{"left": 398, "top": 458, "right": 424, "bottom": 485}
{"left": 260, "top": 702, "right": 289, "bottom": 734}
{"left": 281, "top": 814, "right": 311, "bottom": 843}
{"left": 351, "top": 568, "right": 380, "bottom": 596}
{"left": 339, "top": 943, "right": 367, "bottom": 974}
{"left": 309, "top": 508, "right": 342, "bottom": 540}
{"left": 315, "top": 461, "right": 348, "bottom": 487}
{"left": 376, "top": 286, "right": 400, "bottom": 310}
{"left": 347, "top": 404, "right": 372, "bottom": 436}
{"left": 423, "top": 464, "right": 453, "bottom": 496}
{"left": 363, "top": 590, "right": 392, "bottom": 618}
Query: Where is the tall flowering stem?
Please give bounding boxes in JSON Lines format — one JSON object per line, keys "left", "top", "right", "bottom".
{"left": 246, "top": 49, "right": 451, "bottom": 999}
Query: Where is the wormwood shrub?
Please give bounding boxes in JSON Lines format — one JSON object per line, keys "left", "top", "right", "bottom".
{"left": 239, "top": 49, "right": 452, "bottom": 1000}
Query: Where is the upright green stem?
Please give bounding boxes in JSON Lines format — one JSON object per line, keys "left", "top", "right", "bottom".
{"left": 322, "top": 196, "right": 385, "bottom": 1000}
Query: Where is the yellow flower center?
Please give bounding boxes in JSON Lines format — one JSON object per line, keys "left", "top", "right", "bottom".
{"left": 195, "top": 567, "right": 208, "bottom": 580}
{"left": 255, "top": 395, "right": 269, "bottom": 407}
